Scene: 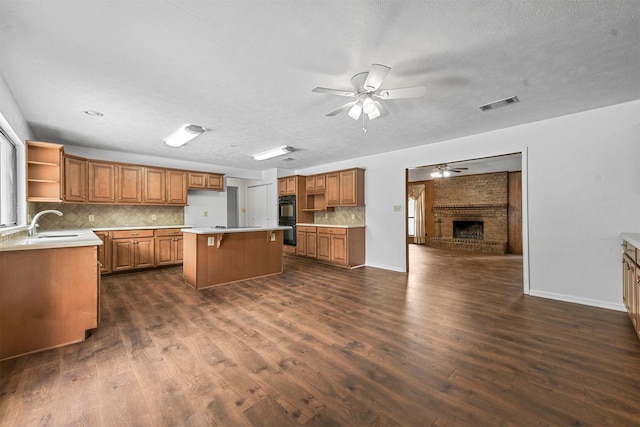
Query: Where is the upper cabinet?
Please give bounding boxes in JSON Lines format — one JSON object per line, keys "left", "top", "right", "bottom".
{"left": 166, "top": 170, "right": 188, "bottom": 205}
{"left": 326, "top": 168, "right": 365, "bottom": 207}
{"left": 278, "top": 176, "right": 299, "bottom": 196}
{"left": 116, "top": 165, "right": 143, "bottom": 204}
{"left": 188, "top": 172, "right": 224, "bottom": 191}
{"left": 88, "top": 161, "right": 116, "bottom": 203}
{"left": 63, "top": 155, "right": 86, "bottom": 203}
{"left": 306, "top": 174, "right": 326, "bottom": 195}
{"left": 26, "top": 141, "right": 63, "bottom": 202}
{"left": 143, "top": 167, "right": 167, "bottom": 204}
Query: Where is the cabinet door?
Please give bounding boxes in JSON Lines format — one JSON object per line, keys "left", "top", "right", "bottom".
{"left": 112, "top": 240, "right": 135, "bottom": 271}
{"left": 166, "top": 170, "right": 188, "bottom": 205}
{"left": 96, "top": 232, "right": 111, "bottom": 274}
{"left": 135, "top": 238, "right": 155, "bottom": 268}
{"left": 117, "top": 165, "right": 143, "bottom": 203}
{"left": 317, "top": 233, "right": 331, "bottom": 261}
{"left": 307, "top": 232, "right": 317, "bottom": 258}
{"left": 207, "top": 174, "right": 224, "bottom": 191}
{"left": 296, "top": 231, "right": 307, "bottom": 256}
{"left": 64, "top": 156, "right": 86, "bottom": 203}
{"left": 339, "top": 170, "right": 357, "bottom": 205}
{"left": 143, "top": 168, "right": 166, "bottom": 203}
{"left": 155, "top": 236, "right": 175, "bottom": 266}
{"left": 306, "top": 176, "right": 315, "bottom": 193}
{"left": 188, "top": 172, "right": 207, "bottom": 189}
{"left": 286, "top": 177, "right": 297, "bottom": 195}
{"left": 330, "top": 235, "right": 348, "bottom": 265}
{"left": 278, "top": 179, "right": 287, "bottom": 196}
{"left": 88, "top": 161, "right": 116, "bottom": 203}
{"left": 176, "top": 237, "right": 183, "bottom": 263}
{"left": 315, "top": 175, "right": 326, "bottom": 192}
{"left": 623, "top": 257, "right": 634, "bottom": 313}
{"left": 326, "top": 173, "right": 340, "bottom": 206}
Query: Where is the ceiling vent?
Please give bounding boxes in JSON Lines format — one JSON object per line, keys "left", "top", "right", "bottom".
{"left": 478, "top": 96, "right": 519, "bottom": 112}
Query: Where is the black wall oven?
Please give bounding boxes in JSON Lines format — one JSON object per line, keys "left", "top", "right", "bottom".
{"left": 278, "top": 195, "right": 296, "bottom": 246}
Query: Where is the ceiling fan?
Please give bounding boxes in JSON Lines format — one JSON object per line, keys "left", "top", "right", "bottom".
{"left": 312, "top": 64, "right": 426, "bottom": 131}
{"left": 429, "top": 164, "right": 468, "bottom": 178}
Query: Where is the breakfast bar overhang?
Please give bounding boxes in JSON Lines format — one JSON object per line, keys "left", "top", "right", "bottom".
{"left": 181, "top": 226, "right": 291, "bottom": 290}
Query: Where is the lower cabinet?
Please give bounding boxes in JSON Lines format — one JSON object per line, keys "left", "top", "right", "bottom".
{"left": 297, "top": 226, "right": 317, "bottom": 258}
{"left": 111, "top": 229, "right": 155, "bottom": 272}
{"left": 622, "top": 239, "right": 640, "bottom": 340}
{"left": 315, "top": 226, "right": 365, "bottom": 268}
{"left": 155, "top": 228, "right": 184, "bottom": 266}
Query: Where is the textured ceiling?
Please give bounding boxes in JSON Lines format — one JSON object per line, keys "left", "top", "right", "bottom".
{"left": 1, "top": 1, "right": 638, "bottom": 171}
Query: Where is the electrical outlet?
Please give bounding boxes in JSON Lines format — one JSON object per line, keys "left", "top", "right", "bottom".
{"left": 88, "top": 214, "right": 95, "bottom": 222}
{"left": 207, "top": 237, "right": 215, "bottom": 246}
{"left": 151, "top": 214, "right": 157, "bottom": 221}
{"left": 270, "top": 232, "right": 276, "bottom": 241}
{"left": 324, "top": 213, "right": 328, "bottom": 218}
{"left": 203, "top": 211, "right": 208, "bottom": 217}
{"left": 351, "top": 214, "right": 355, "bottom": 220}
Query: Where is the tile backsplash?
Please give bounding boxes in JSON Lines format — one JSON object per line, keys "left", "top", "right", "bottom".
{"left": 29, "top": 203, "right": 185, "bottom": 230}
{"left": 313, "top": 206, "right": 365, "bottom": 225}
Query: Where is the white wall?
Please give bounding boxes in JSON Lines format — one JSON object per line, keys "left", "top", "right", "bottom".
{"left": 184, "top": 190, "right": 228, "bottom": 227}
{"left": 298, "top": 100, "right": 640, "bottom": 311}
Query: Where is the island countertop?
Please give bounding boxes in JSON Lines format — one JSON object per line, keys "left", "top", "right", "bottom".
{"left": 182, "top": 226, "right": 292, "bottom": 234}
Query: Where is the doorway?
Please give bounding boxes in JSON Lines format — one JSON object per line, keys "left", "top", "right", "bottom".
{"left": 227, "top": 186, "right": 239, "bottom": 228}
{"left": 406, "top": 152, "right": 529, "bottom": 294}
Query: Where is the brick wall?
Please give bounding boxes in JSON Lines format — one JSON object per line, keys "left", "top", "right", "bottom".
{"left": 430, "top": 172, "right": 508, "bottom": 254}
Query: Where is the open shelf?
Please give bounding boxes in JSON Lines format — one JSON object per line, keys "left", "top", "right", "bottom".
{"left": 26, "top": 141, "right": 63, "bottom": 202}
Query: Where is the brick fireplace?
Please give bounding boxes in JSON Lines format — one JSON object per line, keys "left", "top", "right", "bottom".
{"left": 429, "top": 172, "right": 508, "bottom": 254}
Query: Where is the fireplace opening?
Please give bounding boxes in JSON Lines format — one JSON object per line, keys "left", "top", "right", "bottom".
{"left": 453, "top": 220, "right": 484, "bottom": 240}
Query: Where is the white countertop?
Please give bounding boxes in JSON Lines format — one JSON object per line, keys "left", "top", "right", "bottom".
{"left": 92, "top": 225, "right": 192, "bottom": 231}
{"left": 182, "top": 226, "right": 292, "bottom": 235}
{"left": 621, "top": 232, "right": 640, "bottom": 248}
{"left": 0, "top": 229, "right": 103, "bottom": 252}
{"left": 296, "top": 223, "right": 366, "bottom": 229}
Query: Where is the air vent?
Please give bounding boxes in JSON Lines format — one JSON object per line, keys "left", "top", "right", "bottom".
{"left": 281, "top": 157, "right": 295, "bottom": 162}
{"left": 478, "top": 96, "right": 519, "bottom": 111}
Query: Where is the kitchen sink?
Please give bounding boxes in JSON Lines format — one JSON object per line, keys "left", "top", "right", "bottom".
{"left": 37, "top": 232, "right": 86, "bottom": 239}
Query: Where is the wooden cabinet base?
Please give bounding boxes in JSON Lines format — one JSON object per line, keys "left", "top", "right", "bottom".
{"left": 183, "top": 230, "right": 284, "bottom": 289}
{"left": 0, "top": 246, "right": 99, "bottom": 361}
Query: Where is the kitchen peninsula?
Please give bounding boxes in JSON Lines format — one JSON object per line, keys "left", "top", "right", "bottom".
{"left": 181, "top": 226, "right": 291, "bottom": 289}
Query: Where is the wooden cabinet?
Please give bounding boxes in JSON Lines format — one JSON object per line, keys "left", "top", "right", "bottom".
{"left": 166, "top": 170, "right": 188, "bottom": 205}
{"left": 116, "top": 165, "right": 143, "bottom": 203}
{"left": 155, "top": 228, "right": 184, "bottom": 266}
{"left": 327, "top": 168, "right": 365, "bottom": 207}
{"left": 95, "top": 231, "right": 112, "bottom": 274}
{"left": 296, "top": 226, "right": 317, "bottom": 258}
{"left": 63, "top": 155, "right": 86, "bottom": 203}
{"left": 622, "top": 240, "right": 639, "bottom": 340}
{"left": 306, "top": 175, "right": 326, "bottom": 194}
{"left": 143, "top": 167, "right": 166, "bottom": 204}
{"left": 26, "top": 141, "right": 63, "bottom": 202}
{"left": 315, "top": 227, "right": 365, "bottom": 267}
{"left": 88, "top": 161, "right": 116, "bottom": 203}
{"left": 111, "top": 229, "right": 155, "bottom": 271}
{"left": 188, "top": 172, "right": 224, "bottom": 191}
{"left": 278, "top": 176, "right": 298, "bottom": 196}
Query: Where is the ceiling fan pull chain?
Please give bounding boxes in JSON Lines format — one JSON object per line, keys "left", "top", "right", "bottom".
{"left": 362, "top": 112, "right": 367, "bottom": 133}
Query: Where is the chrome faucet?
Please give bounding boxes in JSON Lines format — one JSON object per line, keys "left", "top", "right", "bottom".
{"left": 28, "top": 210, "right": 63, "bottom": 237}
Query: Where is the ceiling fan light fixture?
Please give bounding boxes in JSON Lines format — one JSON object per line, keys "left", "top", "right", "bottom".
{"left": 348, "top": 103, "right": 362, "bottom": 120}
{"left": 252, "top": 145, "right": 294, "bottom": 161}
{"left": 164, "top": 124, "right": 205, "bottom": 147}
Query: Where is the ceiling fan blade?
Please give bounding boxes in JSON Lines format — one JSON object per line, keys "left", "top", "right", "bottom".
{"left": 450, "top": 167, "right": 469, "bottom": 171}
{"left": 375, "top": 86, "right": 426, "bottom": 100}
{"left": 312, "top": 87, "right": 358, "bottom": 97}
{"left": 363, "top": 64, "right": 391, "bottom": 92}
{"left": 325, "top": 102, "right": 356, "bottom": 116}
{"left": 367, "top": 100, "right": 389, "bottom": 120}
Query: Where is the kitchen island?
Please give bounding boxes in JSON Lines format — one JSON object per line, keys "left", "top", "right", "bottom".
{"left": 181, "top": 226, "right": 291, "bottom": 290}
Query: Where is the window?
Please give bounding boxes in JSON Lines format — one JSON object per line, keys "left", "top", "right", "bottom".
{"left": 0, "top": 128, "right": 18, "bottom": 227}
{"left": 407, "top": 197, "right": 415, "bottom": 237}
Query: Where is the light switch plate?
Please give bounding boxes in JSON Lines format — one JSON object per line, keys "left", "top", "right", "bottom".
{"left": 394, "top": 205, "right": 402, "bottom": 212}
{"left": 207, "top": 237, "right": 215, "bottom": 246}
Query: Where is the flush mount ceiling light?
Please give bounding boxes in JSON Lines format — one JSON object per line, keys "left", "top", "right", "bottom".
{"left": 164, "top": 124, "right": 205, "bottom": 148}
{"left": 252, "top": 145, "right": 294, "bottom": 161}
{"left": 478, "top": 96, "right": 519, "bottom": 112}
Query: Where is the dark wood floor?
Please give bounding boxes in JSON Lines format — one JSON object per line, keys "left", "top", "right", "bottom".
{"left": 1, "top": 245, "right": 639, "bottom": 426}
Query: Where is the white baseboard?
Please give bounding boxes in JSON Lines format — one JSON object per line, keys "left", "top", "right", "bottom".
{"left": 528, "top": 289, "right": 626, "bottom": 312}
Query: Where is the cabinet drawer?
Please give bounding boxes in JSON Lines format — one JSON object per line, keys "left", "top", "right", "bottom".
{"left": 155, "top": 228, "right": 183, "bottom": 237}
{"left": 321, "top": 227, "right": 347, "bottom": 235}
{"left": 297, "top": 226, "right": 317, "bottom": 233}
{"left": 111, "top": 229, "right": 155, "bottom": 239}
